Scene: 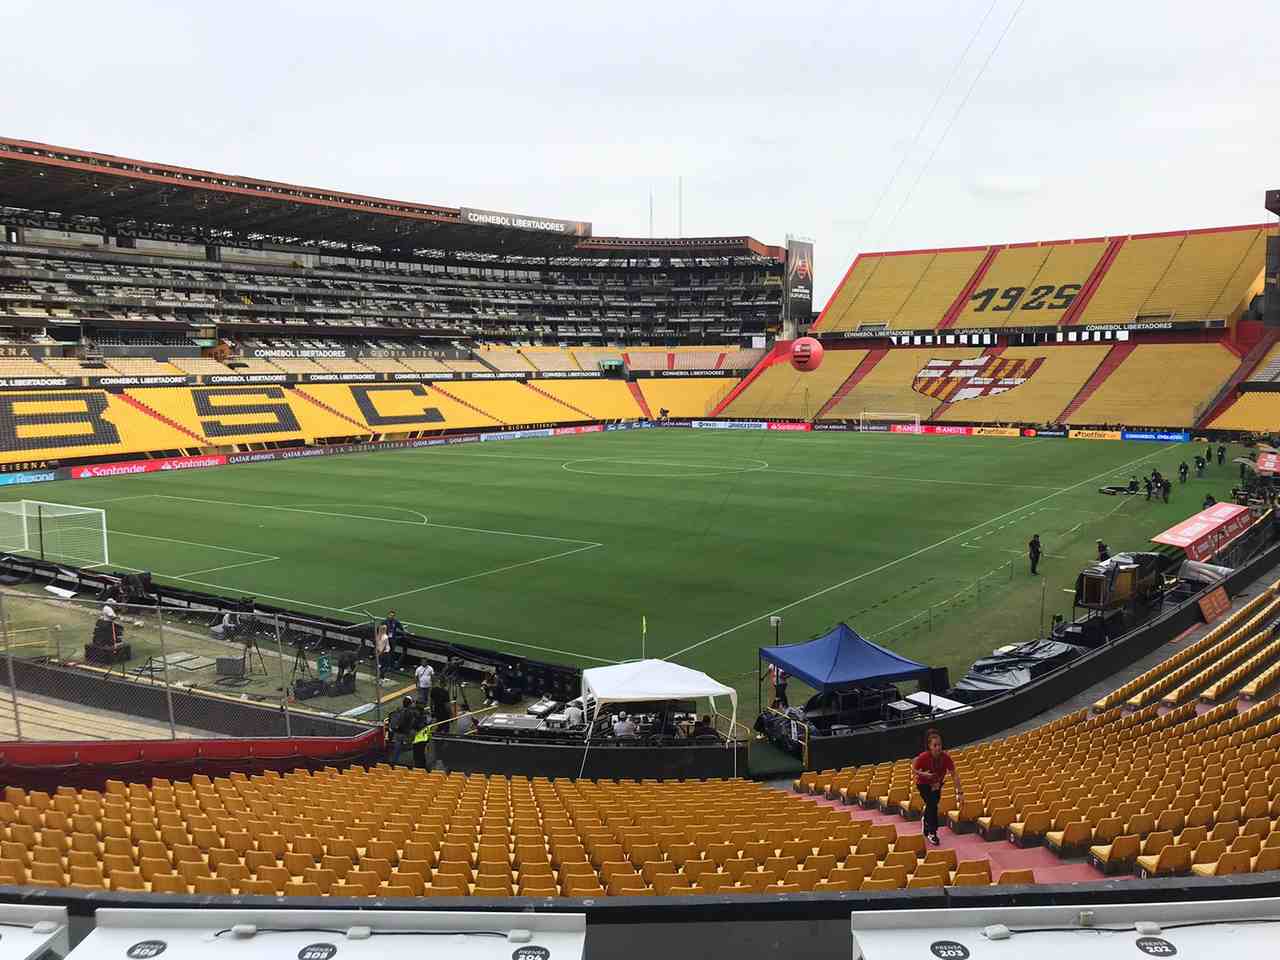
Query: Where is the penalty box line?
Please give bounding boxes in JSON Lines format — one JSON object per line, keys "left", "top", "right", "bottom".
{"left": 342, "top": 542, "right": 604, "bottom": 610}
{"left": 668, "top": 443, "right": 1182, "bottom": 662}
{"left": 108, "top": 528, "right": 281, "bottom": 580}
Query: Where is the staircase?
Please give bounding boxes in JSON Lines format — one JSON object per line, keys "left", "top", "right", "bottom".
{"left": 525, "top": 381, "right": 593, "bottom": 420}
{"left": 929, "top": 344, "right": 1006, "bottom": 420}
{"left": 1061, "top": 237, "right": 1125, "bottom": 326}
{"left": 1195, "top": 328, "right": 1280, "bottom": 429}
{"left": 938, "top": 247, "right": 1000, "bottom": 329}
{"left": 1056, "top": 341, "right": 1136, "bottom": 422}
{"left": 118, "top": 393, "right": 207, "bottom": 444}
{"left": 292, "top": 386, "right": 370, "bottom": 433}
{"left": 430, "top": 384, "right": 504, "bottom": 424}
{"left": 627, "top": 382, "right": 653, "bottom": 418}
{"left": 815, "top": 348, "right": 888, "bottom": 418}
{"left": 708, "top": 341, "right": 791, "bottom": 416}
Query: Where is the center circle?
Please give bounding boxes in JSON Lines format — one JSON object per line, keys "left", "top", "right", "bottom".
{"left": 561, "top": 456, "right": 769, "bottom": 478}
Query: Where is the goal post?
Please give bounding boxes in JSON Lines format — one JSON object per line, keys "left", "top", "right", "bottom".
{"left": 858, "top": 411, "right": 922, "bottom": 433}
{"left": 0, "top": 501, "right": 109, "bottom": 567}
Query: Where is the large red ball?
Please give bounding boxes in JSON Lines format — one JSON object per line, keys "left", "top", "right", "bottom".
{"left": 790, "top": 337, "right": 824, "bottom": 372}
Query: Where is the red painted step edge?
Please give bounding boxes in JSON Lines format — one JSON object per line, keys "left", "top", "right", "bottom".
{"left": 118, "top": 393, "right": 206, "bottom": 444}
{"left": 1057, "top": 340, "right": 1136, "bottom": 422}
{"left": 292, "top": 385, "right": 370, "bottom": 433}
{"left": 1060, "top": 236, "right": 1124, "bottom": 326}
{"left": 708, "top": 341, "right": 792, "bottom": 417}
{"left": 430, "top": 384, "right": 505, "bottom": 424}
{"left": 938, "top": 246, "right": 1000, "bottom": 329}
{"left": 525, "top": 381, "right": 593, "bottom": 420}
{"left": 627, "top": 381, "right": 653, "bottom": 419}
{"left": 1196, "top": 327, "right": 1280, "bottom": 428}
{"left": 815, "top": 348, "right": 889, "bottom": 419}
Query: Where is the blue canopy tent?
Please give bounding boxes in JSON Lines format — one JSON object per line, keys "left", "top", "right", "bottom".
{"left": 759, "top": 623, "right": 930, "bottom": 692}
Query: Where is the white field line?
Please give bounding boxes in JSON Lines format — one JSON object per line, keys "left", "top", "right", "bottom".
{"left": 67, "top": 494, "right": 158, "bottom": 506}
{"left": 343, "top": 542, "right": 602, "bottom": 609}
{"left": 99, "top": 494, "right": 617, "bottom": 664}
{"left": 177, "top": 555, "right": 282, "bottom": 578}
{"left": 153, "top": 495, "right": 429, "bottom": 526}
{"left": 432, "top": 449, "right": 1066, "bottom": 491}
{"left": 668, "top": 443, "right": 1180, "bottom": 661}
{"left": 109, "top": 529, "right": 277, "bottom": 558}
{"left": 155, "top": 493, "right": 597, "bottom": 546}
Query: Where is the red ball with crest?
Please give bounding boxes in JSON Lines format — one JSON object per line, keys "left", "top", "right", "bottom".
{"left": 789, "top": 336, "right": 824, "bottom": 372}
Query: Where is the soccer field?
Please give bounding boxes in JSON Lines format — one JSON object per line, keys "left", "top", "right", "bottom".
{"left": 2, "top": 430, "right": 1238, "bottom": 708}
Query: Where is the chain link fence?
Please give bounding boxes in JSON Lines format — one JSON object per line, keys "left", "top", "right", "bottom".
{"left": 0, "top": 588, "right": 384, "bottom": 742}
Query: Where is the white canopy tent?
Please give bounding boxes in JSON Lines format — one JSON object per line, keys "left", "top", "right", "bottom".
{"left": 579, "top": 659, "right": 740, "bottom": 775}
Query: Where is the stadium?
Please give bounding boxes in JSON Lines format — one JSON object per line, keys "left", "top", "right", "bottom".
{"left": 1, "top": 50, "right": 1280, "bottom": 960}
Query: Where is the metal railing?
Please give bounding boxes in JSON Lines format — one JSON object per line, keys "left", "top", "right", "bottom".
{"left": 0, "top": 587, "right": 383, "bottom": 742}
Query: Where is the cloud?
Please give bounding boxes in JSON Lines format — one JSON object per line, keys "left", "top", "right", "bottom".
{"left": 968, "top": 175, "right": 1044, "bottom": 199}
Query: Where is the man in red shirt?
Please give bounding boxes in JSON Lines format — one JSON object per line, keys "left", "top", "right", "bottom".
{"left": 913, "top": 728, "right": 964, "bottom": 846}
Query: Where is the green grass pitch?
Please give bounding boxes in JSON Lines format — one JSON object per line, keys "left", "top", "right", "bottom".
{"left": 3, "top": 430, "right": 1239, "bottom": 710}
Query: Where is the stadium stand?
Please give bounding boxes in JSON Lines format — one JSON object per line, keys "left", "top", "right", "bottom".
{"left": 935, "top": 345, "right": 1109, "bottom": 423}
{"left": 572, "top": 348, "right": 624, "bottom": 371}
{"left": 638, "top": 379, "right": 734, "bottom": 419}
{"left": 0, "top": 390, "right": 197, "bottom": 464}
{"left": 1083, "top": 227, "right": 1269, "bottom": 324}
{"left": 798, "top": 694, "right": 1280, "bottom": 876}
{"left": 1094, "top": 587, "right": 1280, "bottom": 711}
{"left": 0, "top": 770, "right": 999, "bottom": 897}
{"left": 292, "top": 383, "right": 497, "bottom": 432}
{"left": 720, "top": 347, "right": 766, "bottom": 370}
{"left": 1247, "top": 343, "right": 1280, "bottom": 384}
{"left": 399, "top": 357, "right": 454, "bottom": 373}
{"left": 168, "top": 357, "right": 236, "bottom": 376}
{"left": 1067, "top": 343, "right": 1239, "bottom": 427}
{"left": 625, "top": 349, "right": 670, "bottom": 372}
{"left": 720, "top": 350, "right": 866, "bottom": 420}
{"left": 794, "top": 575, "right": 1280, "bottom": 884}
{"left": 950, "top": 241, "right": 1107, "bottom": 328}
{"left": 522, "top": 348, "right": 580, "bottom": 372}
{"left": 0, "top": 357, "right": 57, "bottom": 378}
{"left": 102, "top": 357, "right": 184, "bottom": 377}
{"left": 1210, "top": 393, "right": 1280, "bottom": 432}
{"left": 531, "top": 380, "right": 646, "bottom": 420}
{"left": 671, "top": 348, "right": 722, "bottom": 370}
{"left": 446, "top": 381, "right": 579, "bottom": 425}
{"left": 480, "top": 348, "right": 537, "bottom": 372}
{"left": 816, "top": 224, "right": 1274, "bottom": 332}
{"left": 819, "top": 248, "right": 988, "bottom": 331}
{"left": 123, "top": 387, "right": 354, "bottom": 444}
{"left": 822, "top": 348, "right": 973, "bottom": 421}
{"left": 41, "top": 358, "right": 114, "bottom": 378}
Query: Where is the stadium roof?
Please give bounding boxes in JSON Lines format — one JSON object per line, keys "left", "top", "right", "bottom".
{"left": 0, "top": 138, "right": 783, "bottom": 260}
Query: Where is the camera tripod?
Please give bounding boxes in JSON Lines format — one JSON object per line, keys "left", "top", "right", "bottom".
{"left": 289, "top": 640, "right": 312, "bottom": 682}
{"left": 242, "top": 633, "right": 268, "bottom": 678}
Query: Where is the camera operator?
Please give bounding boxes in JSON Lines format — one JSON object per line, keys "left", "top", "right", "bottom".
{"left": 429, "top": 677, "right": 451, "bottom": 726}
{"left": 385, "top": 695, "right": 420, "bottom": 764}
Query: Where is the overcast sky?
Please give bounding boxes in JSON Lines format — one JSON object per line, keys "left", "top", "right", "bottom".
{"left": 5, "top": 0, "right": 1278, "bottom": 304}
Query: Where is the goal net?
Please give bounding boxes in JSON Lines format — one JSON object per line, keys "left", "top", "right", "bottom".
{"left": 0, "top": 501, "right": 109, "bottom": 567}
{"left": 858, "top": 411, "right": 922, "bottom": 433}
